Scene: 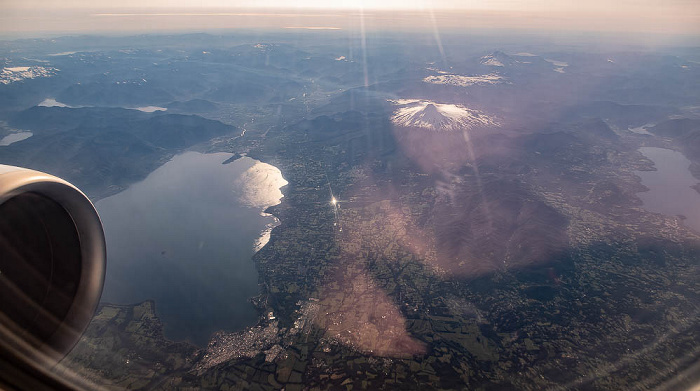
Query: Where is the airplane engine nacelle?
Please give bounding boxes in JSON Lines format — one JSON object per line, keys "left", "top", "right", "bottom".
{"left": 0, "top": 165, "right": 105, "bottom": 376}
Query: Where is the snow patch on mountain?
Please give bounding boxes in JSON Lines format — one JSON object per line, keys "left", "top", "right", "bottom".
{"left": 545, "top": 58, "right": 569, "bottom": 73}
{"left": 389, "top": 99, "right": 498, "bottom": 131}
{"left": 1, "top": 66, "right": 58, "bottom": 85}
{"left": 39, "top": 98, "right": 74, "bottom": 108}
{"left": 545, "top": 59, "right": 568, "bottom": 67}
{"left": 480, "top": 51, "right": 517, "bottom": 67}
{"left": 426, "top": 66, "right": 449, "bottom": 74}
{"left": 481, "top": 57, "right": 504, "bottom": 67}
{"left": 423, "top": 73, "right": 505, "bottom": 87}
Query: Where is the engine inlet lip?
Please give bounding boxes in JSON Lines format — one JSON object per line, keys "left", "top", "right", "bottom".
{"left": 0, "top": 165, "right": 106, "bottom": 365}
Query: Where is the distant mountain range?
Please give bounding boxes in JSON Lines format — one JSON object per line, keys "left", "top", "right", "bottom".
{"left": 2, "top": 106, "right": 238, "bottom": 199}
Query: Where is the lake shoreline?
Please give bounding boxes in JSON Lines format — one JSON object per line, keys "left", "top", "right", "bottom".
{"left": 97, "top": 151, "right": 288, "bottom": 346}
{"left": 635, "top": 147, "right": 700, "bottom": 233}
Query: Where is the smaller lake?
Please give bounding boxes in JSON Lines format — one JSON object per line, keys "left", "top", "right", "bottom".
{"left": 635, "top": 147, "right": 700, "bottom": 232}
{"left": 0, "top": 131, "right": 32, "bottom": 146}
{"left": 97, "top": 152, "right": 286, "bottom": 346}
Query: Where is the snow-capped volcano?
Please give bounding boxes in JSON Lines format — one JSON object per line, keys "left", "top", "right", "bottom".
{"left": 389, "top": 99, "right": 498, "bottom": 131}
{"left": 480, "top": 51, "right": 517, "bottom": 67}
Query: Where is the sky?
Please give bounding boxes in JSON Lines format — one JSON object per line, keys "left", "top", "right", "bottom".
{"left": 3, "top": 0, "right": 698, "bottom": 14}
{"left": 1, "top": 0, "right": 698, "bottom": 35}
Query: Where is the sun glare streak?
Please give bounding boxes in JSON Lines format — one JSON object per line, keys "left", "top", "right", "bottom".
{"left": 359, "top": 5, "right": 369, "bottom": 88}
{"left": 460, "top": 128, "right": 493, "bottom": 234}
{"left": 427, "top": 6, "right": 446, "bottom": 65}
{"left": 326, "top": 173, "right": 342, "bottom": 231}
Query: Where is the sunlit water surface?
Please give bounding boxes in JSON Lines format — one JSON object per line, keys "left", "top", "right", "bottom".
{"left": 97, "top": 151, "right": 286, "bottom": 346}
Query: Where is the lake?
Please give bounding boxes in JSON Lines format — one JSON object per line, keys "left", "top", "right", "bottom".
{"left": 97, "top": 152, "right": 287, "bottom": 346}
{"left": 635, "top": 147, "right": 700, "bottom": 233}
{"left": 0, "top": 131, "right": 32, "bottom": 146}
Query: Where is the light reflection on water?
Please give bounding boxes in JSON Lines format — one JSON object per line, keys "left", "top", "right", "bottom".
{"left": 97, "top": 151, "right": 286, "bottom": 346}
